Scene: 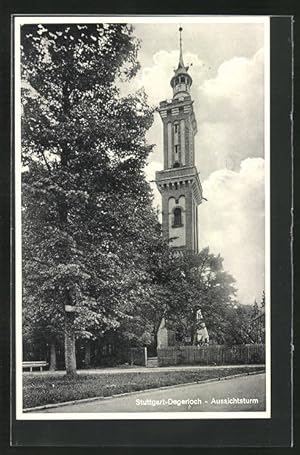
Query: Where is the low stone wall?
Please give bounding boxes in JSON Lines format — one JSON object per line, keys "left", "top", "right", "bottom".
{"left": 157, "top": 344, "right": 265, "bottom": 367}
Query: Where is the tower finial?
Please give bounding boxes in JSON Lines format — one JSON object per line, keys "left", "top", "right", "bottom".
{"left": 178, "top": 26, "right": 184, "bottom": 68}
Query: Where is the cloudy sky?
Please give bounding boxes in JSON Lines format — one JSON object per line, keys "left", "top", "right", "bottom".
{"left": 122, "top": 19, "right": 268, "bottom": 306}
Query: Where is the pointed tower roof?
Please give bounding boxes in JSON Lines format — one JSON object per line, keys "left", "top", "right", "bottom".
{"left": 170, "top": 26, "right": 192, "bottom": 96}
{"left": 174, "top": 26, "right": 190, "bottom": 76}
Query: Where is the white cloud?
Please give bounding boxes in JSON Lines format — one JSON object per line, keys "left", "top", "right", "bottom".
{"left": 199, "top": 158, "right": 265, "bottom": 305}
{"left": 119, "top": 49, "right": 206, "bottom": 107}
{"left": 196, "top": 48, "right": 264, "bottom": 178}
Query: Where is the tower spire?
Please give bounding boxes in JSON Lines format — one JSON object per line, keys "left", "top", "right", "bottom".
{"left": 170, "top": 26, "right": 192, "bottom": 97}
{"left": 178, "top": 26, "right": 185, "bottom": 68}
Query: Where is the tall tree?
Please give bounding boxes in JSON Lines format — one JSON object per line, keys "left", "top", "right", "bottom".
{"left": 21, "top": 23, "right": 157, "bottom": 376}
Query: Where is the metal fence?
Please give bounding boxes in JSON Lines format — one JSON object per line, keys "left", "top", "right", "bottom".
{"left": 157, "top": 344, "right": 265, "bottom": 366}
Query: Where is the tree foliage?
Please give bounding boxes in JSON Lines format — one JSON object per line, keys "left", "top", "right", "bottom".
{"left": 248, "top": 291, "right": 265, "bottom": 344}
{"left": 21, "top": 23, "right": 160, "bottom": 373}
{"left": 144, "top": 247, "right": 249, "bottom": 346}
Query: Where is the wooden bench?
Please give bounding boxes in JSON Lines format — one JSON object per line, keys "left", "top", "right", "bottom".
{"left": 22, "top": 361, "right": 48, "bottom": 372}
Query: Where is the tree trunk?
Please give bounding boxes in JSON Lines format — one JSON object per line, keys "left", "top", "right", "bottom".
{"left": 58, "top": 121, "right": 79, "bottom": 378}
{"left": 191, "top": 332, "right": 195, "bottom": 345}
{"left": 64, "top": 313, "right": 77, "bottom": 377}
{"left": 191, "top": 325, "right": 197, "bottom": 345}
{"left": 49, "top": 340, "right": 57, "bottom": 371}
{"left": 84, "top": 340, "right": 91, "bottom": 368}
{"left": 153, "top": 321, "right": 161, "bottom": 351}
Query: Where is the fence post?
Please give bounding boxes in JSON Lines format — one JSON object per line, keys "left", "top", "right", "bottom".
{"left": 144, "top": 347, "right": 147, "bottom": 367}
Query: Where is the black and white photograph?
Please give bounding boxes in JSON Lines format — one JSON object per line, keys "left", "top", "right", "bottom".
{"left": 14, "top": 15, "right": 271, "bottom": 420}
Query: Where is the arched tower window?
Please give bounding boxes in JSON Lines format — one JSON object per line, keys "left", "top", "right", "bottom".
{"left": 173, "top": 207, "right": 182, "bottom": 227}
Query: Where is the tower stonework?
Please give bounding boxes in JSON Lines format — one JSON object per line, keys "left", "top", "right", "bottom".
{"left": 156, "top": 28, "right": 202, "bottom": 252}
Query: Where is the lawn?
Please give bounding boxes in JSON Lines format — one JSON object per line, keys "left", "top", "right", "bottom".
{"left": 23, "top": 366, "right": 265, "bottom": 409}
